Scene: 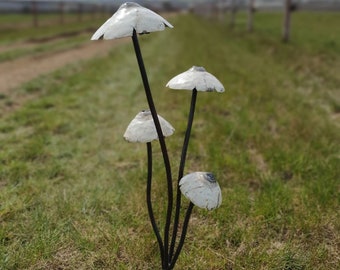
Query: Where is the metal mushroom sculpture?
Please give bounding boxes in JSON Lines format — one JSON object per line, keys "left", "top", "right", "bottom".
{"left": 92, "top": 3, "right": 225, "bottom": 269}
{"left": 179, "top": 172, "right": 222, "bottom": 211}
{"left": 166, "top": 66, "right": 224, "bottom": 268}
{"left": 124, "top": 110, "right": 175, "bottom": 143}
{"left": 166, "top": 66, "right": 225, "bottom": 93}
{"left": 92, "top": 5, "right": 174, "bottom": 265}
{"left": 124, "top": 110, "right": 174, "bottom": 266}
{"left": 91, "top": 2, "right": 173, "bottom": 40}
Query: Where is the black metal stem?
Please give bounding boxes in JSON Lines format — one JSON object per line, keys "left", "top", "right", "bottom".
{"left": 146, "top": 142, "right": 165, "bottom": 268}
{"left": 169, "top": 89, "right": 197, "bottom": 260}
{"left": 131, "top": 29, "right": 173, "bottom": 267}
{"left": 169, "top": 203, "right": 194, "bottom": 269}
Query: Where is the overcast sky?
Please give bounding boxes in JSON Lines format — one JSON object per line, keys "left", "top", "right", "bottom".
{"left": 2, "top": 0, "right": 340, "bottom": 3}
{"left": 2, "top": 0, "right": 340, "bottom": 6}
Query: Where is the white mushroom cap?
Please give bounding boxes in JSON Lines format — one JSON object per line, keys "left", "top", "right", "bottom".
{"left": 124, "top": 110, "right": 175, "bottom": 143}
{"left": 166, "top": 66, "right": 225, "bottom": 92}
{"left": 91, "top": 2, "right": 173, "bottom": 40}
{"left": 179, "top": 172, "right": 222, "bottom": 210}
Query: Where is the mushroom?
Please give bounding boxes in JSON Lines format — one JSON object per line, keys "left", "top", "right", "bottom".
{"left": 92, "top": 6, "right": 174, "bottom": 249}
{"left": 166, "top": 66, "right": 225, "bottom": 93}
{"left": 91, "top": 2, "right": 173, "bottom": 40}
{"left": 165, "top": 67, "right": 225, "bottom": 175}
{"left": 89, "top": 3, "right": 175, "bottom": 261}
{"left": 179, "top": 172, "right": 222, "bottom": 210}
{"left": 167, "top": 66, "right": 225, "bottom": 251}
{"left": 124, "top": 109, "right": 174, "bottom": 264}
{"left": 123, "top": 110, "right": 174, "bottom": 143}
{"left": 165, "top": 66, "right": 225, "bottom": 171}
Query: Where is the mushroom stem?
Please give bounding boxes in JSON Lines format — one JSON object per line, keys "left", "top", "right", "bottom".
{"left": 169, "top": 202, "right": 194, "bottom": 269}
{"left": 169, "top": 88, "right": 197, "bottom": 260}
{"left": 131, "top": 29, "right": 173, "bottom": 266}
{"left": 146, "top": 142, "right": 165, "bottom": 268}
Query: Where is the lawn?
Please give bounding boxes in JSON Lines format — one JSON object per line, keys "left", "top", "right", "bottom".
{"left": 0, "top": 11, "right": 339, "bottom": 269}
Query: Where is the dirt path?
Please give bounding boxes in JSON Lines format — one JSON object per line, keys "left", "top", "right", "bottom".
{"left": 0, "top": 12, "right": 176, "bottom": 96}
{"left": 0, "top": 39, "right": 123, "bottom": 94}
{"left": 0, "top": 13, "right": 176, "bottom": 117}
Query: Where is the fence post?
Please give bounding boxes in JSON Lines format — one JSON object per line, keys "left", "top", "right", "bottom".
{"left": 31, "top": 0, "right": 38, "bottom": 27}
{"left": 230, "top": 0, "right": 237, "bottom": 28}
{"left": 282, "top": 0, "right": 291, "bottom": 42}
{"left": 59, "top": 1, "right": 64, "bottom": 25}
{"left": 247, "top": 0, "right": 255, "bottom": 32}
{"left": 78, "top": 3, "right": 83, "bottom": 22}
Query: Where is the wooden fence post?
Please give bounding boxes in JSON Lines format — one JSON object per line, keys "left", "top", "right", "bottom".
{"left": 282, "top": 0, "right": 291, "bottom": 42}
{"left": 247, "top": 0, "right": 255, "bottom": 32}
{"left": 31, "top": 0, "right": 38, "bottom": 27}
{"left": 59, "top": 1, "right": 64, "bottom": 25}
{"left": 230, "top": 0, "right": 237, "bottom": 28}
{"left": 77, "top": 3, "right": 83, "bottom": 22}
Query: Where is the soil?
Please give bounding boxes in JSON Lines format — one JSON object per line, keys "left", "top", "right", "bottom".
{"left": 0, "top": 13, "right": 175, "bottom": 115}
{"left": 0, "top": 39, "right": 122, "bottom": 94}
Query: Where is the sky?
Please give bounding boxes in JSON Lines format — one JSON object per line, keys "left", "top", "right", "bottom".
{"left": 1, "top": 0, "right": 340, "bottom": 8}
{"left": 2, "top": 0, "right": 340, "bottom": 3}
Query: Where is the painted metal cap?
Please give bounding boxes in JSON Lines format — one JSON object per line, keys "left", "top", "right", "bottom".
{"left": 179, "top": 172, "right": 222, "bottom": 210}
{"left": 124, "top": 110, "right": 175, "bottom": 143}
{"left": 166, "top": 66, "right": 225, "bottom": 92}
{"left": 91, "top": 2, "right": 173, "bottom": 40}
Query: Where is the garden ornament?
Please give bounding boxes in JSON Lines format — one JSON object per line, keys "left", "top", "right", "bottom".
{"left": 179, "top": 172, "right": 222, "bottom": 210}
{"left": 124, "top": 110, "right": 174, "bottom": 143}
{"left": 92, "top": 3, "right": 224, "bottom": 269}
{"left": 91, "top": 2, "right": 173, "bottom": 40}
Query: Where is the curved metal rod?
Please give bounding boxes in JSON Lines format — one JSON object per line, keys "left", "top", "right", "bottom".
{"left": 169, "top": 89, "right": 197, "bottom": 260}
{"left": 146, "top": 142, "right": 165, "bottom": 268}
{"left": 131, "top": 29, "right": 173, "bottom": 267}
{"left": 169, "top": 202, "right": 194, "bottom": 269}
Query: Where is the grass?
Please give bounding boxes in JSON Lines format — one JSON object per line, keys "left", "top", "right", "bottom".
{"left": 0, "top": 14, "right": 106, "bottom": 63}
{"left": 0, "top": 34, "right": 90, "bottom": 63}
{"left": 0, "top": 13, "right": 108, "bottom": 43}
{"left": 1, "top": 11, "right": 340, "bottom": 269}
{"left": 0, "top": 13, "right": 109, "bottom": 62}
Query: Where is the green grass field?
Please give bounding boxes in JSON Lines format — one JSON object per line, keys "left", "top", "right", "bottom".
{"left": 0, "top": 13, "right": 108, "bottom": 63}
{"left": 0, "top": 13, "right": 107, "bottom": 42}
{"left": 0, "top": 11, "right": 339, "bottom": 269}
